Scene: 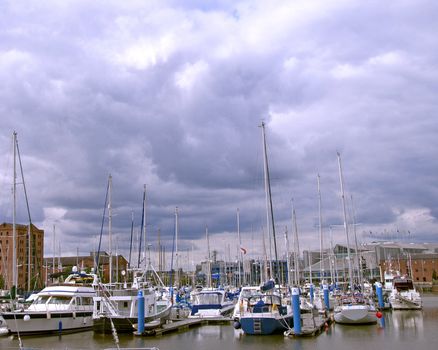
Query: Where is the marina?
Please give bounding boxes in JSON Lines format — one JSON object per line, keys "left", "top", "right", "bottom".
{"left": 1, "top": 294, "right": 437, "bottom": 350}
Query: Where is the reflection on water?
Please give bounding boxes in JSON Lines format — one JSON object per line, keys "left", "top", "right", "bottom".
{"left": 1, "top": 295, "right": 437, "bottom": 350}
{"left": 391, "top": 310, "right": 424, "bottom": 338}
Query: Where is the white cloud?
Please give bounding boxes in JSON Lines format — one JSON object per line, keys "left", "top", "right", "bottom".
{"left": 331, "top": 63, "right": 364, "bottom": 79}
{"left": 174, "top": 60, "right": 209, "bottom": 90}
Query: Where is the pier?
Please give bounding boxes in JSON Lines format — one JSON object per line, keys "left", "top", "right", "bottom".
{"left": 137, "top": 316, "right": 232, "bottom": 336}
{"left": 285, "top": 312, "right": 332, "bottom": 337}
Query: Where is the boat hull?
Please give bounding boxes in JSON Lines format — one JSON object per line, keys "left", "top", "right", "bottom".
{"left": 189, "top": 303, "right": 235, "bottom": 318}
{"left": 334, "top": 305, "right": 377, "bottom": 325}
{"left": 239, "top": 314, "right": 293, "bottom": 335}
{"left": 93, "top": 303, "right": 172, "bottom": 333}
{"left": 390, "top": 298, "right": 422, "bottom": 310}
{"left": 2, "top": 311, "right": 93, "bottom": 335}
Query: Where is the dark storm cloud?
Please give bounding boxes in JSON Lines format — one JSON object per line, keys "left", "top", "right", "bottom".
{"left": 1, "top": 0, "right": 438, "bottom": 263}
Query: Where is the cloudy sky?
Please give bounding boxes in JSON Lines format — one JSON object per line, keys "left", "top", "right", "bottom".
{"left": 1, "top": 0, "right": 437, "bottom": 269}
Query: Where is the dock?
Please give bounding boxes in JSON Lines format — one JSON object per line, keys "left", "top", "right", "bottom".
{"left": 138, "top": 316, "right": 232, "bottom": 336}
{"left": 285, "top": 312, "right": 331, "bottom": 337}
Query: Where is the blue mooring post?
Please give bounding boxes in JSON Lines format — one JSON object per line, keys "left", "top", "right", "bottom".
{"left": 292, "top": 287, "right": 301, "bottom": 335}
{"left": 375, "top": 282, "right": 384, "bottom": 309}
{"left": 309, "top": 283, "right": 314, "bottom": 304}
{"left": 138, "top": 290, "right": 145, "bottom": 334}
{"left": 323, "top": 284, "right": 330, "bottom": 310}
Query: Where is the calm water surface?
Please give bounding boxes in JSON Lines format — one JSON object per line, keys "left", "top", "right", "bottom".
{"left": 2, "top": 294, "right": 438, "bottom": 350}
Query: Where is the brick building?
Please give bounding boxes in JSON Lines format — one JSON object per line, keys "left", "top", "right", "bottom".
{"left": 379, "top": 254, "right": 438, "bottom": 283}
{"left": 0, "top": 222, "right": 44, "bottom": 291}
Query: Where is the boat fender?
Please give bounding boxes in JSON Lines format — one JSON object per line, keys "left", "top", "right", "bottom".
{"left": 233, "top": 320, "right": 241, "bottom": 329}
{"left": 376, "top": 311, "right": 383, "bottom": 319}
{"left": 47, "top": 312, "right": 51, "bottom": 319}
{"left": 23, "top": 314, "right": 30, "bottom": 322}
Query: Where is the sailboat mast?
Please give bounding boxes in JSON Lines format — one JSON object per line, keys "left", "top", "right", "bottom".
{"left": 108, "top": 174, "right": 113, "bottom": 285}
{"left": 262, "top": 227, "right": 268, "bottom": 282}
{"left": 291, "top": 201, "right": 300, "bottom": 286}
{"left": 284, "top": 227, "right": 291, "bottom": 285}
{"left": 12, "top": 132, "right": 17, "bottom": 290}
{"left": 237, "top": 208, "right": 243, "bottom": 286}
{"left": 52, "top": 225, "right": 56, "bottom": 277}
{"left": 337, "top": 152, "right": 353, "bottom": 289}
{"left": 143, "top": 185, "right": 147, "bottom": 270}
{"left": 350, "top": 195, "right": 363, "bottom": 290}
{"left": 128, "top": 211, "right": 134, "bottom": 269}
{"left": 175, "top": 206, "right": 179, "bottom": 287}
{"left": 261, "top": 122, "right": 279, "bottom": 280}
{"left": 317, "top": 174, "right": 324, "bottom": 284}
{"left": 206, "top": 225, "right": 211, "bottom": 288}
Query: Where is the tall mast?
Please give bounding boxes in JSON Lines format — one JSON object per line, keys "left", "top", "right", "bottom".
{"left": 157, "top": 228, "right": 161, "bottom": 272}
{"left": 350, "top": 195, "right": 363, "bottom": 290}
{"left": 317, "top": 174, "right": 324, "bottom": 284}
{"left": 262, "top": 227, "right": 268, "bottom": 282}
{"left": 284, "top": 227, "right": 291, "bottom": 285}
{"left": 291, "top": 200, "right": 300, "bottom": 286}
{"left": 128, "top": 211, "right": 134, "bottom": 269}
{"left": 174, "top": 207, "right": 179, "bottom": 287}
{"left": 237, "top": 208, "right": 243, "bottom": 286}
{"left": 52, "top": 225, "right": 56, "bottom": 277}
{"left": 12, "top": 132, "right": 17, "bottom": 290}
{"left": 260, "top": 122, "right": 279, "bottom": 280}
{"left": 206, "top": 225, "right": 211, "bottom": 288}
{"left": 143, "top": 185, "right": 147, "bottom": 270}
{"left": 14, "top": 134, "right": 33, "bottom": 291}
{"left": 108, "top": 174, "right": 113, "bottom": 285}
{"left": 308, "top": 249, "right": 313, "bottom": 285}
{"left": 337, "top": 152, "right": 353, "bottom": 289}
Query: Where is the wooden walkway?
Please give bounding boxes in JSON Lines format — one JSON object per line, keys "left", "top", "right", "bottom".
{"left": 285, "top": 312, "right": 331, "bottom": 337}
{"left": 138, "top": 316, "right": 232, "bottom": 337}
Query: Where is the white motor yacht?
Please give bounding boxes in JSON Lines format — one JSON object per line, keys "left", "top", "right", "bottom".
{"left": 1, "top": 268, "right": 98, "bottom": 335}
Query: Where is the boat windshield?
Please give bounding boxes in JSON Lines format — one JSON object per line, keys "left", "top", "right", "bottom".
{"left": 241, "top": 289, "right": 259, "bottom": 299}
{"left": 33, "top": 295, "right": 50, "bottom": 304}
{"left": 194, "top": 293, "right": 222, "bottom": 305}
{"left": 249, "top": 294, "right": 281, "bottom": 305}
{"left": 47, "top": 296, "right": 72, "bottom": 305}
{"left": 394, "top": 280, "right": 414, "bottom": 290}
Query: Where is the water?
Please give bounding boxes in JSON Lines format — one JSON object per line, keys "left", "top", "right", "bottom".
{"left": 2, "top": 294, "right": 438, "bottom": 350}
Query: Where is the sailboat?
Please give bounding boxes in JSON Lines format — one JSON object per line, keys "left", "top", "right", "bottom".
{"left": 189, "top": 227, "right": 235, "bottom": 318}
{"left": 333, "top": 153, "right": 377, "bottom": 325}
{"left": 93, "top": 183, "right": 172, "bottom": 333}
{"left": 234, "top": 122, "right": 293, "bottom": 335}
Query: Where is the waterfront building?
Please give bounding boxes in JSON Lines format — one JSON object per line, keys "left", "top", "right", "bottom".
{"left": 300, "top": 241, "right": 438, "bottom": 290}
{"left": 0, "top": 222, "right": 44, "bottom": 292}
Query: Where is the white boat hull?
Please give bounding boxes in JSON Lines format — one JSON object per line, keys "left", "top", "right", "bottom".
{"left": 390, "top": 296, "right": 422, "bottom": 310}
{"left": 2, "top": 312, "right": 93, "bottom": 334}
{"left": 334, "top": 305, "right": 377, "bottom": 324}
